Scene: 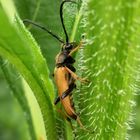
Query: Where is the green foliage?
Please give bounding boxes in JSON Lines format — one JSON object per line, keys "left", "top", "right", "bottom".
{"left": 0, "top": 57, "right": 37, "bottom": 140}
{"left": 75, "top": 0, "right": 140, "bottom": 139}
{"left": 0, "top": 1, "right": 56, "bottom": 139}
{"left": 0, "top": 0, "right": 140, "bottom": 140}
{"left": 0, "top": 66, "right": 30, "bottom": 140}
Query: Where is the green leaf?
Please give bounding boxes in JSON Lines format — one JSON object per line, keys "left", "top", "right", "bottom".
{"left": 0, "top": 3, "right": 56, "bottom": 140}
{"left": 0, "top": 57, "right": 37, "bottom": 140}
{"left": 74, "top": 0, "right": 140, "bottom": 139}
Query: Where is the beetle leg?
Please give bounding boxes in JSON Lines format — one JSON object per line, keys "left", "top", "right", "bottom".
{"left": 61, "top": 83, "right": 76, "bottom": 100}
{"left": 55, "top": 108, "right": 72, "bottom": 122}
{"left": 65, "top": 66, "right": 89, "bottom": 83}
{"left": 56, "top": 108, "right": 68, "bottom": 119}
{"left": 55, "top": 107, "right": 74, "bottom": 129}
{"left": 69, "top": 41, "right": 82, "bottom": 56}
{"left": 54, "top": 96, "right": 60, "bottom": 105}
{"left": 54, "top": 83, "right": 76, "bottom": 105}
{"left": 54, "top": 89, "right": 70, "bottom": 105}
{"left": 76, "top": 116, "right": 94, "bottom": 133}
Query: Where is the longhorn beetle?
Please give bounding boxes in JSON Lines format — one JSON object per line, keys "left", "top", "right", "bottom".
{"left": 24, "top": 0, "right": 92, "bottom": 133}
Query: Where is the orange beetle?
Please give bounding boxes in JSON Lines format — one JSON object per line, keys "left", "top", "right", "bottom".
{"left": 24, "top": 0, "right": 92, "bottom": 132}
{"left": 53, "top": 41, "right": 87, "bottom": 129}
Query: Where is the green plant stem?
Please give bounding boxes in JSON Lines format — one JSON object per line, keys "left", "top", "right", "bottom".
{"left": 70, "top": 11, "right": 82, "bottom": 42}
{"left": 74, "top": 0, "right": 140, "bottom": 139}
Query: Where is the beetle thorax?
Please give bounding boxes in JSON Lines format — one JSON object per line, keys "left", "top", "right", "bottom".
{"left": 55, "top": 51, "right": 68, "bottom": 65}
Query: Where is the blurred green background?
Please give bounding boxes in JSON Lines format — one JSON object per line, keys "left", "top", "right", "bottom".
{"left": 0, "top": 68, "right": 30, "bottom": 140}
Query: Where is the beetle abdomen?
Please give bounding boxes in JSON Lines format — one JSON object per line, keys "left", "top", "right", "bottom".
{"left": 54, "top": 67, "right": 77, "bottom": 120}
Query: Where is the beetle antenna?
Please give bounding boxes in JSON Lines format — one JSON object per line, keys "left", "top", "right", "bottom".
{"left": 60, "top": 0, "right": 77, "bottom": 44}
{"left": 23, "top": 19, "right": 64, "bottom": 43}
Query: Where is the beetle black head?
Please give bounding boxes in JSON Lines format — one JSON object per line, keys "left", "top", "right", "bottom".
{"left": 62, "top": 42, "right": 78, "bottom": 52}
